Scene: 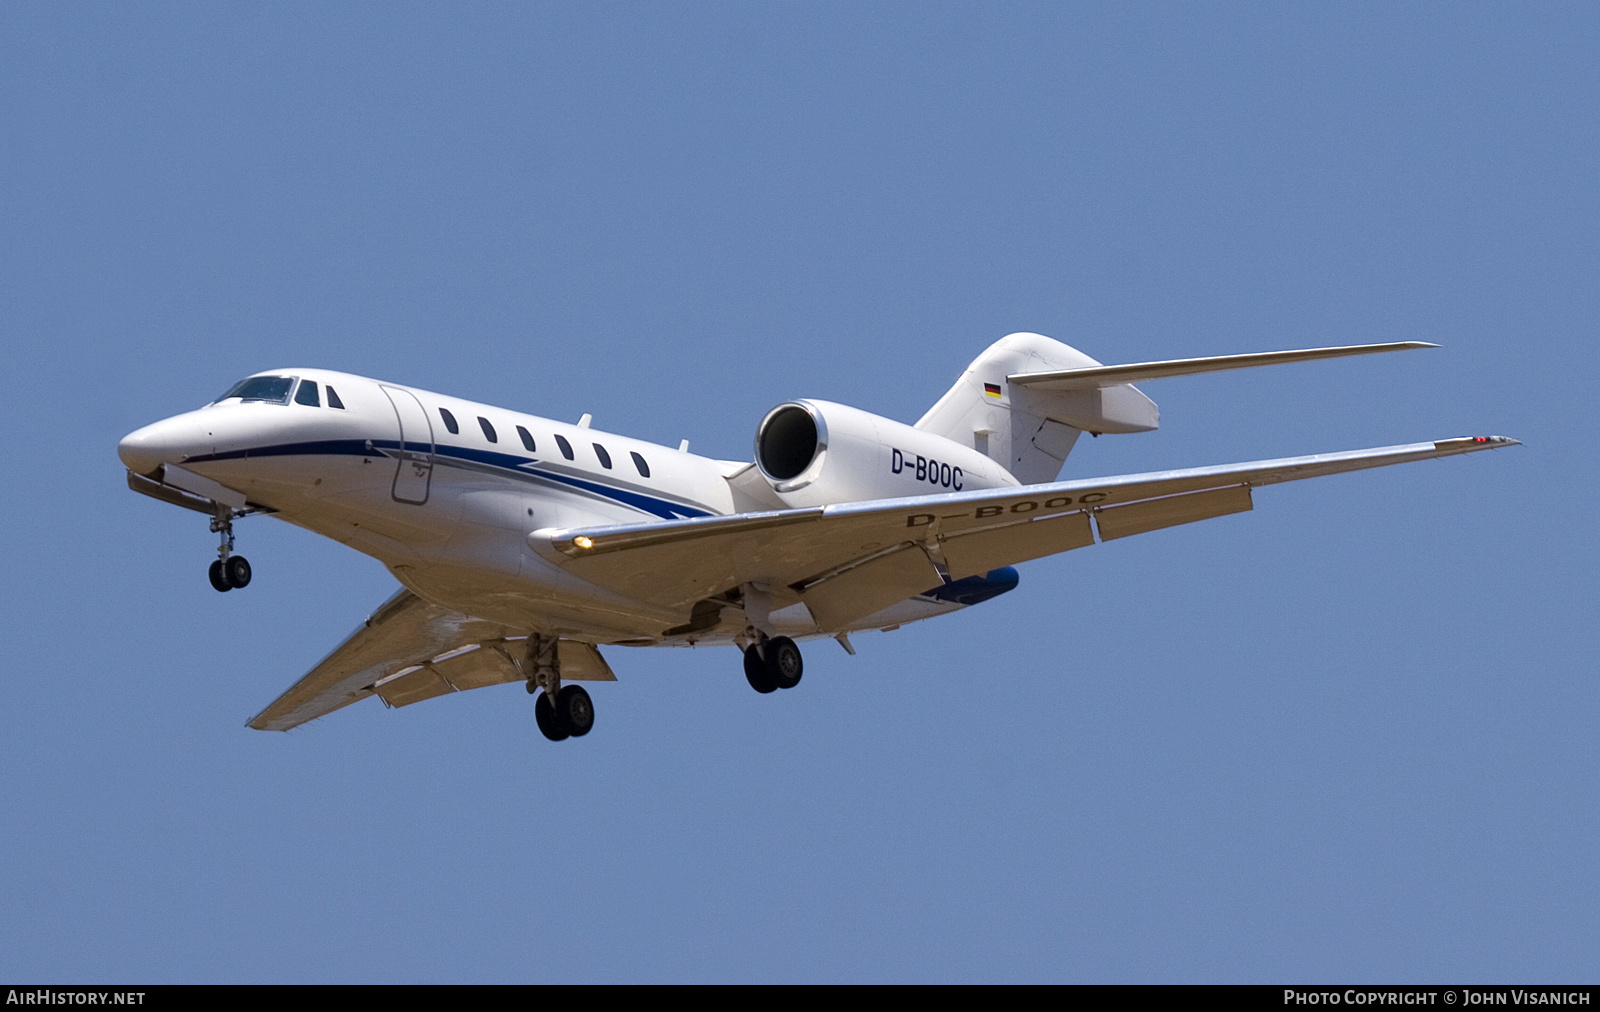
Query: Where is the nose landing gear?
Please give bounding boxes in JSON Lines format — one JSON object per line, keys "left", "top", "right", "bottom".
{"left": 206, "top": 509, "right": 251, "bottom": 591}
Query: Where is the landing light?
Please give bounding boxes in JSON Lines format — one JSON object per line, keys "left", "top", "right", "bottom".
{"left": 574, "top": 536, "right": 593, "bottom": 550}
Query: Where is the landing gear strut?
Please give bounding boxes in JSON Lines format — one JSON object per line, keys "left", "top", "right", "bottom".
{"left": 525, "top": 633, "right": 594, "bottom": 741}
{"left": 207, "top": 509, "right": 251, "bottom": 591}
{"left": 743, "top": 635, "right": 803, "bottom": 694}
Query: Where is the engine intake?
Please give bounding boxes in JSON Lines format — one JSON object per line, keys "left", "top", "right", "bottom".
{"left": 756, "top": 403, "right": 823, "bottom": 483}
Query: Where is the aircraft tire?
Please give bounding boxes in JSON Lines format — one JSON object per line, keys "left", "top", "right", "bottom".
{"left": 555, "top": 684, "right": 594, "bottom": 737}
{"left": 534, "top": 691, "right": 569, "bottom": 741}
{"left": 208, "top": 560, "right": 232, "bottom": 593}
{"left": 765, "top": 636, "right": 803, "bottom": 690}
{"left": 225, "top": 555, "right": 252, "bottom": 589}
{"left": 744, "top": 645, "right": 776, "bottom": 693}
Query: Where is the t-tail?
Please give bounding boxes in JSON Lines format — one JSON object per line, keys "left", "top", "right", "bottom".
{"left": 915, "top": 332, "right": 1434, "bottom": 485}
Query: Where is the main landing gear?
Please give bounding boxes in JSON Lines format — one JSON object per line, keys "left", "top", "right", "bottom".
{"left": 524, "top": 633, "right": 594, "bottom": 741}
{"left": 206, "top": 509, "right": 251, "bottom": 592}
{"left": 743, "top": 635, "right": 803, "bottom": 694}
{"left": 533, "top": 685, "right": 594, "bottom": 741}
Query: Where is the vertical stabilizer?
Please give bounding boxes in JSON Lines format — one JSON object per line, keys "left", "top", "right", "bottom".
{"left": 915, "top": 333, "right": 1159, "bottom": 485}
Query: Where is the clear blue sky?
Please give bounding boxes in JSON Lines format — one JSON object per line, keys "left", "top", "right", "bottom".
{"left": 2, "top": 3, "right": 1594, "bottom": 982}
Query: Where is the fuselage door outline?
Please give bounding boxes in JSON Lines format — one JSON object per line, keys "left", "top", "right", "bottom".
{"left": 380, "top": 385, "right": 435, "bottom": 505}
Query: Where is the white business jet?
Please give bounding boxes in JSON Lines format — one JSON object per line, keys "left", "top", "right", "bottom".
{"left": 118, "top": 332, "right": 1515, "bottom": 740}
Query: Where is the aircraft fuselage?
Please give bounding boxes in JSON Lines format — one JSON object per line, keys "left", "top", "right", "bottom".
{"left": 118, "top": 369, "right": 989, "bottom": 645}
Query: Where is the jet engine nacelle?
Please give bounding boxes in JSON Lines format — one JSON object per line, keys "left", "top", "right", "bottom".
{"left": 754, "top": 399, "right": 1018, "bottom": 508}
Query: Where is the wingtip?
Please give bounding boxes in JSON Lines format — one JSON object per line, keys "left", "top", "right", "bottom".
{"left": 1433, "top": 435, "right": 1521, "bottom": 451}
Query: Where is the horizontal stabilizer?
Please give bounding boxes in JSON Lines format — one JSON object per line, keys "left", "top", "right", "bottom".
{"left": 1008, "top": 341, "right": 1436, "bottom": 391}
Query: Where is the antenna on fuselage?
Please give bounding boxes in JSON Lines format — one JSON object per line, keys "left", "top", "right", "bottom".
{"left": 577, "top": 413, "right": 592, "bottom": 428}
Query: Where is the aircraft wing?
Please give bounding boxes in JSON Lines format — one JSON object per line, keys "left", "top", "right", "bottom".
{"left": 538, "top": 436, "right": 1518, "bottom": 631}
{"left": 248, "top": 589, "right": 615, "bottom": 732}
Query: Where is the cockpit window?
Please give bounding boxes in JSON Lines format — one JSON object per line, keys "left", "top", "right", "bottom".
{"left": 294, "top": 380, "right": 320, "bottom": 407}
{"left": 325, "top": 386, "right": 345, "bottom": 409}
{"left": 217, "top": 375, "right": 295, "bottom": 404}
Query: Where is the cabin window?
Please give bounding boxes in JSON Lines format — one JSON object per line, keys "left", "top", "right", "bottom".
{"left": 439, "top": 408, "right": 459, "bottom": 435}
{"left": 294, "top": 380, "right": 320, "bottom": 407}
{"left": 630, "top": 451, "right": 651, "bottom": 478}
{"left": 516, "top": 425, "right": 536, "bottom": 452}
{"left": 217, "top": 375, "right": 294, "bottom": 405}
{"left": 325, "top": 386, "right": 345, "bottom": 409}
{"left": 479, "top": 417, "right": 497, "bottom": 443}
{"left": 593, "top": 443, "right": 612, "bottom": 469}
{"left": 554, "top": 434, "right": 574, "bottom": 460}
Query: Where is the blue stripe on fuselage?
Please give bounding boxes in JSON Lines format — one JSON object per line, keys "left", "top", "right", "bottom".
{"left": 183, "top": 438, "right": 715, "bottom": 520}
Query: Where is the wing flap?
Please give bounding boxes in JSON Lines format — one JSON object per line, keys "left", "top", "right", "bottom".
{"left": 797, "top": 510, "right": 1097, "bottom": 627}
{"left": 433, "top": 645, "right": 519, "bottom": 691}
{"left": 1095, "top": 484, "right": 1253, "bottom": 541}
{"left": 799, "top": 544, "right": 943, "bottom": 630}
{"left": 942, "top": 508, "right": 1096, "bottom": 577}
{"left": 369, "top": 639, "right": 617, "bottom": 709}
{"left": 373, "top": 666, "right": 455, "bottom": 707}
{"left": 560, "top": 641, "right": 620, "bottom": 682}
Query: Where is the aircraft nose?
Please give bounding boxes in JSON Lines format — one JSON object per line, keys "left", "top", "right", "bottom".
{"left": 118, "top": 418, "right": 201, "bottom": 476}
